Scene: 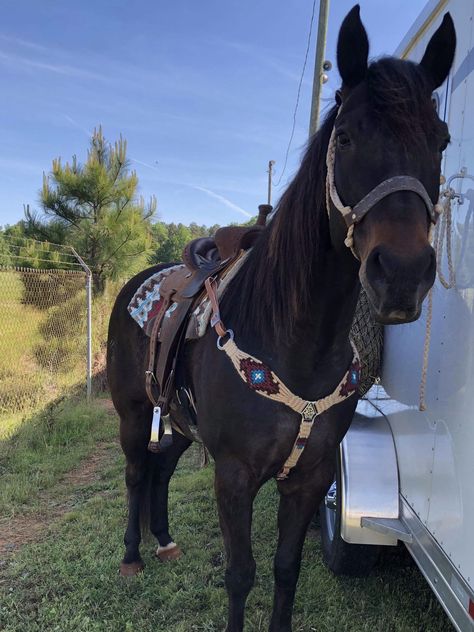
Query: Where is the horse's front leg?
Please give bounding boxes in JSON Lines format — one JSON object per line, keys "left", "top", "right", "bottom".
{"left": 215, "top": 458, "right": 258, "bottom": 632}
{"left": 270, "top": 461, "right": 334, "bottom": 632}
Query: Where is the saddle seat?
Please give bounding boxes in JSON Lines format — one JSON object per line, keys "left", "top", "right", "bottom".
{"left": 182, "top": 225, "right": 264, "bottom": 273}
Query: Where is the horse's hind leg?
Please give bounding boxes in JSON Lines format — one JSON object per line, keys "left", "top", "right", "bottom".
{"left": 119, "top": 411, "right": 151, "bottom": 576}
{"left": 215, "top": 458, "right": 258, "bottom": 632}
{"left": 150, "top": 431, "right": 191, "bottom": 561}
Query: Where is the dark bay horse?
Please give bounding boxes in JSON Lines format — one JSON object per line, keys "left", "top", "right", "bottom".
{"left": 107, "top": 7, "right": 456, "bottom": 631}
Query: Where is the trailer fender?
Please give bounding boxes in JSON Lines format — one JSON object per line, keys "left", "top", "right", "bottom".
{"left": 340, "top": 411, "right": 402, "bottom": 546}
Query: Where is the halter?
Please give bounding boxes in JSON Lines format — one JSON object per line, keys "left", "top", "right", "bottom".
{"left": 325, "top": 123, "right": 444, "bottom": 259}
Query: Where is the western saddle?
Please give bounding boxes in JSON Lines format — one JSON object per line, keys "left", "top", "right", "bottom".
{"left": 145, "top": 204, "right": 272, "bottom": 450}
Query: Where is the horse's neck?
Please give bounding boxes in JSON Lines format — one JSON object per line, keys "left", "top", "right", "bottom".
{"left": 273, "top": 246, "right": 360, "bottom": 397}
{"left": 230, "top": 237, "right": 360, "bottom": 400}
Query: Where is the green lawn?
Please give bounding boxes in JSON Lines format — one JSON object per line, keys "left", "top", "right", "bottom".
{"left": 0, "top": 397, "right": 112, "bottom": 516}
{"left": 0, "top": 398, "right": 452, "bottom": 632}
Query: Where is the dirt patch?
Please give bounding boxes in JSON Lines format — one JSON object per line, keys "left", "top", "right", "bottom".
{"left": 62, "top": 440, "right": 117, "bottom": 487}
{"left": 95, "top": 397, "right": 116, "bottom": 415}
{"left": 0, "top": 401, "right": 119, "bottom": 560}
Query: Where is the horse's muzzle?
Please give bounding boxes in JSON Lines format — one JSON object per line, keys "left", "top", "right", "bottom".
{"left": 360, "top": 244, "right": 436, "bottom": 325}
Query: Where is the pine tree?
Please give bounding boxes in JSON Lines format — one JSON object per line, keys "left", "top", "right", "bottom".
{"left": 151, "top": 222, "right": 192, "bottom": 263}
{"left": 25, "top": 127, "right": 156, "bottom": 293}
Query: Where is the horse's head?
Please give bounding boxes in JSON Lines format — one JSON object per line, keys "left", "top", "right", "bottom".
{"left": 330, "top": 6, "right": 456, "bottom": 324}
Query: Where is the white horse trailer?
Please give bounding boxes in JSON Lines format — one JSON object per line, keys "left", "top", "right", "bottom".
{"left": 319, "top": 2, "right": 474, "bottom": 630}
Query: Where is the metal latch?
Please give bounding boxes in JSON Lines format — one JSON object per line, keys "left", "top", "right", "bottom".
{"left": 442, "top": 167, "right": 474, "bottom": 205}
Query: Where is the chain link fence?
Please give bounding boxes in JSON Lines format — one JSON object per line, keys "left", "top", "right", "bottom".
{"left": 0, "top": 266, "right": 88, "bottom": 421}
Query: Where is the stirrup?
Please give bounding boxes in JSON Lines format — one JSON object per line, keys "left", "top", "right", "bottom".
{"left": 148, "top": 408, "right": 173, "bottom": 453}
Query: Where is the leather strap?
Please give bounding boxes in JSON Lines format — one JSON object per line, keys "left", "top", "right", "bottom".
{"left": 154, "top": 298, "right": 193, "bottom": 415}
{"left": 344, "top": 175, "right": 438, "bottom": 228}
{"left": 145, "top": 293, "right": 173, "bottom": 406}
{"left": 205, "top": 276, "right": 228, "bottom": 337}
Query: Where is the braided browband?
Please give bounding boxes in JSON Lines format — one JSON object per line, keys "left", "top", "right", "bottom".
{"left": 325, "top": 123, "right": 444, "bottom": 258}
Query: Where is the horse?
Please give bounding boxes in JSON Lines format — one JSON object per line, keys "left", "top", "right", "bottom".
{"left": 107, "top": 6, "right": 456, "bottom": 631}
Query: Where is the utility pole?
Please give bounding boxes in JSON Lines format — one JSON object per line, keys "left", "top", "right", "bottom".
{"left": 267, "top": 160, "right": 275, "bottom": 205}
{"left": 309, "top": 0, "right": 330, "bottom": 136}
{"left": 257, "top": 160, "right": 276, "bottom": 226}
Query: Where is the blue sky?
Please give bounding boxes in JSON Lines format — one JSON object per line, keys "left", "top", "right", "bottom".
{"left": 0, "top": 0, "right": 427, "bottom": 227}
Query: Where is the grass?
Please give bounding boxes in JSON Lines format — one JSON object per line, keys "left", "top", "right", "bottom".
{"left": 0, "top": 396, "right": 112, "bottom": 517}
{"left": 0, "top": 398, "right": 453, "bottom": 632}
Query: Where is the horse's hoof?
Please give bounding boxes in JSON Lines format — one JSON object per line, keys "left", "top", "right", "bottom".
{"left": 119, "top": 560, "right": 145, "bottom": 576}
{"left": 155, "top": 542, "right": 182, "bottom": 562}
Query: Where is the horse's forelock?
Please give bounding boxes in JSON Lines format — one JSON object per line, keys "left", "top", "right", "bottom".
{"left": 367, "top": 57, "right": 441, "bottom": 148}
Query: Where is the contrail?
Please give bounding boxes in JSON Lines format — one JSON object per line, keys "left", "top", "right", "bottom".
{"left": 192, "top": 185, "right": 252, "bottom": 218}
{"left": 131, "top": 158, "right": 160, "bottom": 172}
{"left": 131, "top": 160, "right": 252, "bottom": 219}
{"left": 63, "top": 114, "right": 92, "bottom": 137}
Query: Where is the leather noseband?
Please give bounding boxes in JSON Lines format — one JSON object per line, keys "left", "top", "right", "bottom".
{"left": 340, "top": 175, "right": 440, "bottom": 228}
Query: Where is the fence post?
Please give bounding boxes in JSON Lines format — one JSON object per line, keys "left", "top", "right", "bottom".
{"left": 70, "top": 248, "right": 93, "bottom": 400}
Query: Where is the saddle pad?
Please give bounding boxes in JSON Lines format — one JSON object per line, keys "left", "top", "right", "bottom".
{"left": 128, "top": 251, "right": 250, "bottom": 339}
{"left": 128, "top": 265, "right": 184, "bottom": 336}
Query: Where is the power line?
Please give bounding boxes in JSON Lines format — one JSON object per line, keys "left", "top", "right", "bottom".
{"left": 272, "top": 0, "right": 317, "bottom": 188}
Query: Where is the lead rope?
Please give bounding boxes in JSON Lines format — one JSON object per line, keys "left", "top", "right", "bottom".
{"left": 419, "top": 191, "right": 455, "bottom": 411}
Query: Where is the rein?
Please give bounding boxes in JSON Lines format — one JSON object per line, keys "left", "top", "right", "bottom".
{"left": 325, "top": 121, "right": 444, "bottom": 259}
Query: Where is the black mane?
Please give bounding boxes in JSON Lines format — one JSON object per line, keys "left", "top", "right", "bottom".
{"left": 221, "top": 106, "right": 338, "bottom": 344}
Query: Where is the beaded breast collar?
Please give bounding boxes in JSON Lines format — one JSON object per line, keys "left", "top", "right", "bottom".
{"left": 204, "top": 277, "right": 360, "bottom": 480}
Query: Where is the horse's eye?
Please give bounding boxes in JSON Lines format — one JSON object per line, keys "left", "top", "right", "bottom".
{"left": 336, "top": 132, "right": 351, "bottom": 149}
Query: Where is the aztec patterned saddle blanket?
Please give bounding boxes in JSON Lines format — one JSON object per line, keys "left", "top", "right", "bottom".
{"left": 128, "top": 253, "right": 249, "bottom": 342}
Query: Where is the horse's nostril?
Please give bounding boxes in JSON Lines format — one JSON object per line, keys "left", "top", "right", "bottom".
{"left": 376, "top": 252, "right": 393, "bottom": 277}
{"left": 367, "top": 248, "right": 394, "bottom": 280}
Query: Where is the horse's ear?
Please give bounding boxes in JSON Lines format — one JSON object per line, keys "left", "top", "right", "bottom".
{"left": 337, "top": 5, "right": 369, "bottom": 89}
{"left": 419, "top": 13, "right": 456, "bottom": 89}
